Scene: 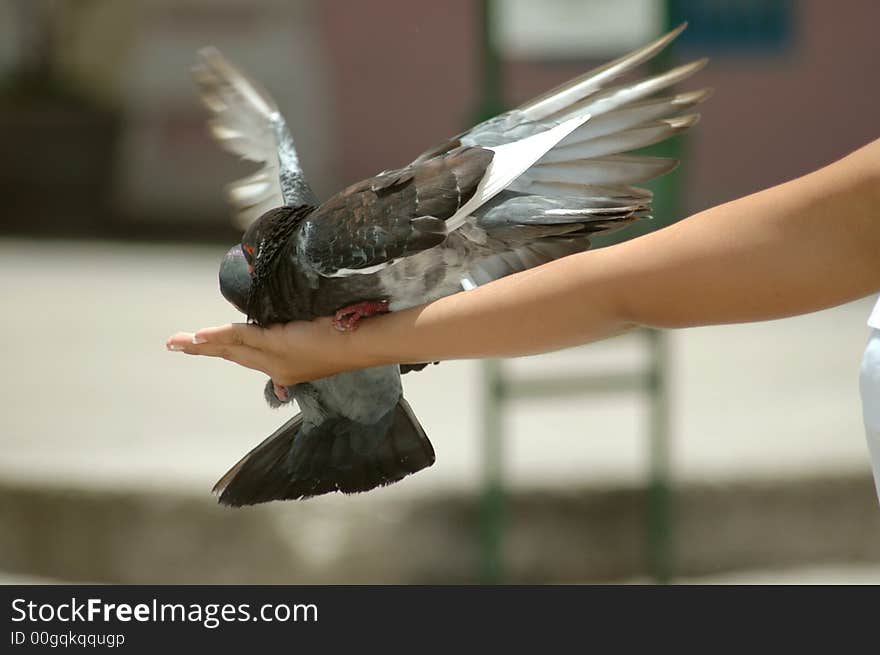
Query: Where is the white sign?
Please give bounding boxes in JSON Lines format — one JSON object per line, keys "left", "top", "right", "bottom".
{"left": 494, "top": 0, "right": 664, "bottom": 59}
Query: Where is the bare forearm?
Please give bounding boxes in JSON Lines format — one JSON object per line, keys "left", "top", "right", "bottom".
{"left": 352, "top": 139, "right": 880, "bottom": 367}
{"left": 613, "top": 139, "right": 880, "bottom": 328}
{"left": 351, "top": 248, "right": 630, "bottom": 365}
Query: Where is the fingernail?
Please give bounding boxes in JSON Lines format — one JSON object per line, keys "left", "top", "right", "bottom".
{"left": 192, "top": 335, "right": 207, "bottom": 344}
{"left": 167, "top": 343, "right": 184, "bottom": 351}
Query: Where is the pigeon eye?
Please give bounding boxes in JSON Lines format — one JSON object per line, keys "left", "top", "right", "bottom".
{"left": 243, "top": 244, "right": 255, "bottom": 257}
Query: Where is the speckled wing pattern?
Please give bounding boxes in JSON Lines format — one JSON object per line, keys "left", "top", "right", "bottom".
{"left": 296, "top": 146, "right": 494, "bottom": 277}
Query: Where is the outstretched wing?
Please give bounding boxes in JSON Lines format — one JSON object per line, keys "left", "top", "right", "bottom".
{"left": 297, "top": 117, "right": 589, "bottom": 278}
{"left": 194, "top": 47, "right": 318, "bottom": 229}
{"left": 405, "top": 23, "right": 709, "bottom": 288}
{"left": 412, "top": 23, "right": 706, "bottom": 165}
{"left": 409, "top": 23, "right": 708, "bottom": 208}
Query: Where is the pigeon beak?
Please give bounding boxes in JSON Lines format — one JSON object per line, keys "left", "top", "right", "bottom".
{"left": 218, "top": 244, "right": 251, "bottom": 314}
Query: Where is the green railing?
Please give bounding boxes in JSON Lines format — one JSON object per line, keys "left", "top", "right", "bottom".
{"left": 475, "top": 0, "right": 680, "bottom": 584}
{"left": 479, "top": 330, "right": 672, "bottom": 583}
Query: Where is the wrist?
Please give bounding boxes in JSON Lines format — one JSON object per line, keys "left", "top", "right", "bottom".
{"left": 328, "top": 315, "right": 390, "bottom": 371}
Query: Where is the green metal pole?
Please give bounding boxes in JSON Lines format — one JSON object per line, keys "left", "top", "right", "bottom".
{"left": 644, "top": 1, "right": 679, "bottom": 584}
{"left": 481, "top": 359, "right": 505, "bottom": 583}
{"left": 476, "top": 0, "right": 507, "bottom": 585}
{"left": 475, "top": 0, "right": 504, "bottom": 122}
{"left": 647, "top": 329, "right": 673, "bottom": 583}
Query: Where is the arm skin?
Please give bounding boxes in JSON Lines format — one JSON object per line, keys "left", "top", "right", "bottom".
{"left": 167, "top": 139, "right": 880, "bottom": 386}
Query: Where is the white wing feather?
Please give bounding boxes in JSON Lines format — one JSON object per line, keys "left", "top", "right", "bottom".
{"left": 445, "top": 114, "right": 592, "bottom": 232}
{"left": 194, "top": 47, "right": 316, "bottom": 229}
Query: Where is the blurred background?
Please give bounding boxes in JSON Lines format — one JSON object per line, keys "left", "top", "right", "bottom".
{"left": 1, "top": 0, "right": 879, "bottom": 584}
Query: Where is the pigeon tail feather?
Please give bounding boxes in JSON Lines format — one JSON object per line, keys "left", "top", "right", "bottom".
{"left": 213, "top": 399, "right": 434, "bottom": 505}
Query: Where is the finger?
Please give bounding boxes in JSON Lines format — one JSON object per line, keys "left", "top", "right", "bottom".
{"left": 165, "top": 324, "right": 265, "bottom": 350}
{"left": 193, "top": 323, "right": 266, "bottom": 348}
{"left": 166, "top": 332, "right": 197, "bottom": 351}
{"left": 174, "top": 340, "right": 275, "bottom": 374}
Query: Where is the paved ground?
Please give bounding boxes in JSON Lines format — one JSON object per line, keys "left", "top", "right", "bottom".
{"left": 678, "top": 563, "right": 880, "bottom": 585}
{"left": 0, "top": 237, "right": 876, "bottom": 502}
{"left": 6, "top": 564, "right": 880, "bottom": 585}
{"left": 0, "top": 572, "right": 85, "bottom": 585}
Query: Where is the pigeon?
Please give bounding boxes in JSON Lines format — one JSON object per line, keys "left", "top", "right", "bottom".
{"left": 194, "top": 23, "right": 709, "bottom": 506}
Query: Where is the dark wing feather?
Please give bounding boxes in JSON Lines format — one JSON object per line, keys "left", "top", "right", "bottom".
{"left": 411, "top": 136, "right": 464, "bottom": 165}
{"left": 297, "top": 146, "right": 494, "bottom": 277}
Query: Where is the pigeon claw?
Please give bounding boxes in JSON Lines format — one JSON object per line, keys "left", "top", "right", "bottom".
{"left": 273, "top": 382, "right": 289, "bottom": 402}
{"left": 332, "top": 300, "right": 390, "bottom": 332}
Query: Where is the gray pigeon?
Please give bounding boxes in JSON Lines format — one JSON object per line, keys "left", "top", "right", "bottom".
{"left": 194, "top": 24, "right": 708, "bottom": 506}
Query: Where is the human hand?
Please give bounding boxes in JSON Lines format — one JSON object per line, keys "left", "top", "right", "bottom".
{"left": 165, "top": 318, "right": 366, "bottom": 388}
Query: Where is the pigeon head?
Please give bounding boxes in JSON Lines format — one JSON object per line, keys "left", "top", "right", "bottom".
{"left": 218, "top": 206, "right": 299, "bottom": 317}
{"left": 240, "top": 206, "right": 304, "bottom": 268}
{"left": 218, "top": 243, "right": 251, "bottom": 314}
{"left": 232, "top": 204, "right": 315, "bottom": 325}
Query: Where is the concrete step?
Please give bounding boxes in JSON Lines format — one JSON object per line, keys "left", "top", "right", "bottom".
{"left": 2, "top": 473, "right": 878, "bottom": 584}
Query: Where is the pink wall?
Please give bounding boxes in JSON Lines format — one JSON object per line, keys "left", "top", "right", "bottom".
{"left": 683, "top": 0, "right": 880, "bottom": 214}
{"left": 316, "top": 0, "right": 478, "bottom": 186}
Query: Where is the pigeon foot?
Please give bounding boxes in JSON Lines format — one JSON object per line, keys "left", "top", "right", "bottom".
{"left": 273, "top": 382, "right": 289, "bottom": 402}
{"left": 332, "top": 300, "right": 390, "bottom": 331}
